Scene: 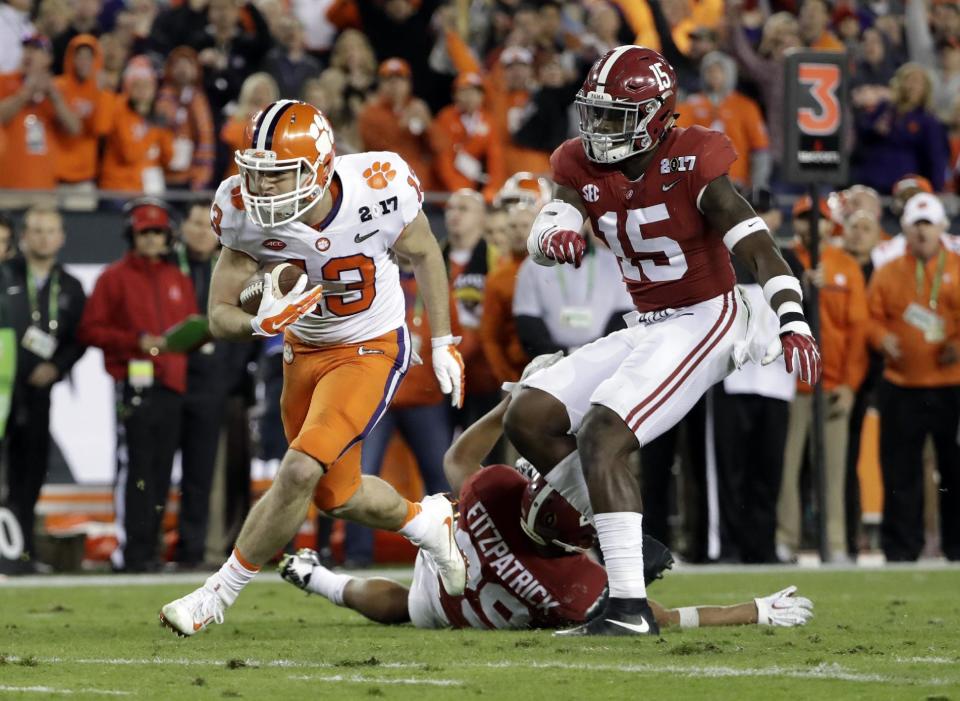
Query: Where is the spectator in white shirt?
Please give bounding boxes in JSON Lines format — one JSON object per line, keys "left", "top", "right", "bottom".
{"left": 0, "top": 0, "right": 35, "bottom": 74}
{"left": 512, "top": 232, "right": 634, "bottom": 355}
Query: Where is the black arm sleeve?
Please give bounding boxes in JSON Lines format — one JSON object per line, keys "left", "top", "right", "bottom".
{"left": 515, "top": 315, "right": 565, "bottom": 357}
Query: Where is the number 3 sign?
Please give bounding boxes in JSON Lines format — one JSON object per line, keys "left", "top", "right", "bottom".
{"left": 782, "top": 52, "right": 849, "bottom": 185}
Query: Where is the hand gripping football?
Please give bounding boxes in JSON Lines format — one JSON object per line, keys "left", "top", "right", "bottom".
{"left": 239, "top": 262, "right": 305, "bottom": 315}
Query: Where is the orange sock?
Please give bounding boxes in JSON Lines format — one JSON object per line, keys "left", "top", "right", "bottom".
{"left": 400, "top": 500, "right": 422, "bottom": 527}
{"left": 232, "top": 547, "right": 261, "bottom": 573}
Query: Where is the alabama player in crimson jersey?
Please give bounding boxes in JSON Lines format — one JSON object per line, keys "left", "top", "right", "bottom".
{"left": 279, "top": 361, "right": 813, "bottom": 632}
{"left": 160, "top": 99, "right": 466, "bottom": 637}
{"left": 503, "top": 46, "right": 822, "bottom": 636}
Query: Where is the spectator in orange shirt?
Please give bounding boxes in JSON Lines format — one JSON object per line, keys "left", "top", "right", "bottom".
{"left": 480, "top": 202, "right": 535, "bottom": 384}
{"left": 799, "top": 0, "right": 845, "bottom": 51}
{"left": 0, "top": 34, "right": 80, "bottom": 199}
{"left": 156, "top": 47, "right": 216, "bottom": 192}
{"left": 777, "top": 196, "right": 869, "bottom": 564}
{"left": 677, "top": 51, "right": 770, "bottom": 191}
{"left": 867, "top": 193, "right": 960, "bottom": 561}
{"left": 431, "top": 72, "right": 504, "bottom": 202}
{"left": 342, "top": 267, "right": 459, "bottom": 567}
{"left": 219, "top": 72, "right": 278, "bottom": 179}
{"left": 53, "top": 34, "right": 113, "bottom": 209}
{"left": 358, "top": 58, "right": 434, "bottom": 191}
{"left": 99, "top": 57, "right": 174, "bottom": 197}
{"left": 444, "top": 189, "right": 502, "bottom": 437}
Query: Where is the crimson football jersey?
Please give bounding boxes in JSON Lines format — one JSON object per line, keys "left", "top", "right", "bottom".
{"left": 551, "top": 126, "right": 738, "bottom": 312}
{"left": 437, "top": 466, "right": 607, "bottom": 630}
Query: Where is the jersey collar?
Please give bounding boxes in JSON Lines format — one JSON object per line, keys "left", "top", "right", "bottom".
{"left": 310, "top": 173, "right": 343, "bottom": 232}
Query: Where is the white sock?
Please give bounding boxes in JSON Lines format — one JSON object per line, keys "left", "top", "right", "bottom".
{"left": 594, "top": 512, "right": 647, "bottom": 599}
{"left": 543, "top": 452, "right": 594, "bottom": 519}
{"left": 207, "top": 551, "right": 260, "bottom": 606}
{"left": 306, "top": 565, "right": 353, "bottom": 605}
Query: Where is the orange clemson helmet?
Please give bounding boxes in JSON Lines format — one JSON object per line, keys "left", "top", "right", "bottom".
{"left": 235, "top": 99, "right": 336, "bottom": 228}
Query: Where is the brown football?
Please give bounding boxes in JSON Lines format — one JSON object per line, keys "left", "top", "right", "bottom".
{"left": 239, "top": 262, "right": 305, "bottom": 315}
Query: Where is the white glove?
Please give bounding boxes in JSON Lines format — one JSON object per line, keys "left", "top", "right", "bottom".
{"left": 250, "top": 273, "right": 324, "bottom": 338}
{"left": 501, "top": 350, "right": 564, "bottom": 397}
{"left": 432, "top": 335, "right": 465, "bottom": 408}
{"left": 755, "top": 585, "right": 814, "bottom": 627}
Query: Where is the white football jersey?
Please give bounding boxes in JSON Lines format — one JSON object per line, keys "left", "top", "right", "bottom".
{"left": 214, "top": 151, "right": 424, "bottom": 345}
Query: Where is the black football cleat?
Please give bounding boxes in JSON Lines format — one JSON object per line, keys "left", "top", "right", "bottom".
{"left": 555, "top": 597, "right": 660, "bottom": 637}
{"left": 642, "top": 535, "right": 675, "bottom": 587}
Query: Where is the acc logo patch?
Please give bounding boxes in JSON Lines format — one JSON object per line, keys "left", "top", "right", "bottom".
{"left": 315, "top": 237, "right": 331, "bottom": 252}
{"left": 581, "top": 184, "right": 600, "bottom": 203}
{"left": 283, "top": 341, "right": 294, "bottom": 365}
{"left": 262, "top": 239, "right": 286, "bottom": 250}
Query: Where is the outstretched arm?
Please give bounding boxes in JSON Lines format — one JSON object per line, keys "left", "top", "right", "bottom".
{"left": 700, "top": 175, "right": 821, "bottom": 385}
{"left": 443, "top": 396, "right": 511, "bottom": 495}
{"left": 650, "top": 586, "right": 814, "bottom": 628}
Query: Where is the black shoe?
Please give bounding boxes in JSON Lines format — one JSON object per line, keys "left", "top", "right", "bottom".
{"left": 555, "top": 597, "right": 660, "bottom": 637}
{"left": 642, "top": 535, "right": 674, "bottom": 587}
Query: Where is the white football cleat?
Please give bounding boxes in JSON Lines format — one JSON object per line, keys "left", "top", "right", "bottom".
{"left": 159, "top": 583, "right": 227, "bottom": 637}
{"left": 279, "top": 548, "right": 321, "bottom": 592}
{"left": 414, "top": 494, "right": 466, "bottom": 596}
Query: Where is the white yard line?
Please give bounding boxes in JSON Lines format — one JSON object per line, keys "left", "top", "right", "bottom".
{"left": 0, "top": 685, "right": 130, "bottom": 696}
{"left": 288, "top": 674, "right": 462, "bottom": 686}
{"left": 3, "top": 560, "right": 960, "bottom": 588}
{"left": 895, "top": 656, "right": 956, "bottom": 665}
{"left": 4, "top": 655, "right": 950, "bottom": 687}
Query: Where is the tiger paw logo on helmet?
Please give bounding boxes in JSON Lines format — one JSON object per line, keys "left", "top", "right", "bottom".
{"left": 363, "top": 162, "right": 396, "bottom": 190}
{"left": 308, "top": 114, "right": 333, "bottom": 155}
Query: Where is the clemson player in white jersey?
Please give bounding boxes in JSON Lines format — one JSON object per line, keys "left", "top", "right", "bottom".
{"left": 160, "top": 99, "right": 466, "bottom": 637}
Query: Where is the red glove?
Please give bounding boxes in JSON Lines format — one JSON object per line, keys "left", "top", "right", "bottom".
{"left": 542, "top": 229, "right": 585, "bottom": 267}
{"left": 780, "top": 332, "right": 822, "bottom": 386}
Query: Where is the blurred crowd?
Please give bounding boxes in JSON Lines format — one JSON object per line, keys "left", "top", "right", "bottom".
{"left": 0, "top": 0, "right": 959, "bottom": 572}
{"left": 0, "top": 0, "right": 958, "bottom": 204}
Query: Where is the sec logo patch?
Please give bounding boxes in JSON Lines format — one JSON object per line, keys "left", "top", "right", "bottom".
{"left": 315, "top": 237, "right": 331, "bottom": 252}
{"left": 283, "top": 342, "right": 294, "bottom": 365}
{"left": 582, "top": 184, "right": 600, "bottom": 203}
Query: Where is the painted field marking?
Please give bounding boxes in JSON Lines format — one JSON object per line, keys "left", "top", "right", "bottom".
{"left": 3, "top": 655, "right": 952, "bottom": 687}
{"left": 0, "top": 684, "right": 130, "bottom": 696}
{"left": 288, "top": 674, "right": 463, "bottom": 687}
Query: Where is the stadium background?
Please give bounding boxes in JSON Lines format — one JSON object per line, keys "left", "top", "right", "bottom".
{"left": 0, "top": 0, "right": 958, "bottom": 571}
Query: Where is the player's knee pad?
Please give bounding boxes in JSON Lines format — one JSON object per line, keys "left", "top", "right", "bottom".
{"left": 293, "top": 408, "right": 358, "bottom": 467}
{"left": 311, "top": 444, "right": 363, "bottom": 511}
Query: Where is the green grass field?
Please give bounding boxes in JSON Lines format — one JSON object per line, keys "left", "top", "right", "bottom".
{"left": 1, "top": 568, "right": 959, "bottom": 700}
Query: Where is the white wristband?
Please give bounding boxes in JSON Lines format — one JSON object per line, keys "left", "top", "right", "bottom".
{"left": 678, "top": 607, "right": 700, "bottom": 629}
{"left": 776, "top": 301, "right": 804, "bottom": 318}
{"left": 722, "top": 216, "right": 767, "bottom": 252}
{"left": 762, "top": 275, "right": 803, "bottom": 307}
{"left": 431, "top": 335, "right": 461, "bottom": 349}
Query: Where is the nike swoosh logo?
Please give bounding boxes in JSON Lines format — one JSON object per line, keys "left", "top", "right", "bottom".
{"left": 358, "top": 346, "right": 384, "bottom": 355}
{"left": 443, "top": 515, "right": 453, "bottom": 550}
{"left": 605, "top": 618, "right": 650, "bottom": 633}
{"left": 193, "top": 616, "right": 213, "bottom": 631}
{"left": 748, "top": 221, "right": 761, "bottom": 228}
{"left": 354, "top": 229, "right": 379, "bottom": 243}
{"left": 661, "top": 179, "right": 681, "bottom": 192}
